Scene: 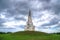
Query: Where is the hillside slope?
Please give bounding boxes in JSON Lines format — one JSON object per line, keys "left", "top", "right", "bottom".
{"left": 0, "top": 31, "right": 60, "bottom": 40}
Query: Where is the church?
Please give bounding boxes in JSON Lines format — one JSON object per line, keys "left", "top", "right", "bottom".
{"left": 25, "top": 10, "right": 35, "bottom": 31}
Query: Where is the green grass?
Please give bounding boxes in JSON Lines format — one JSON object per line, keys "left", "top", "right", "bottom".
{"left": 0, "top": 31, "right": 60, "bottom": 40}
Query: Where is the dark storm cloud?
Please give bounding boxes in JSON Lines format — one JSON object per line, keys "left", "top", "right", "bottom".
{"left": 0, "top": 0, "right": 29, "bottom": 22}
{"left": 0, "top": 0, "right": 29, "bottom": 17}
{"left": 15, "top": 17, "right": 26, "bottom": 21}
{"left": 39, "top": 0, "right": 50, "bottom": 2}
{"left": 0, "top": 0, "right": 29, "bottom": 28}
{"left": 0, "top": 0, "right": 12, "bottom": 11}
{"left": 37, "top": 0, "right": 60, "bottom": 29}
{"left": 0, "top": 0, "right": 60, "bottom": 16}
{"left": 41, "top": 0, "right": 52, "bottom": 11}
{"left": 42, "top": 0, "right": 60, "bottom": 15}
{"left": 0, "top": 18, "right": 6, "bottom": 27}
{"left": 7, "top": 1, "right": 29, "bottom": 16}
{"left": 41, "top": 17, "right": 60, "bottom": 26}
{"left": 51, "top": 0, "right": 60, "bottom": 15}
{"left": 32, "top": 0, "right": 60, "bottom": 15}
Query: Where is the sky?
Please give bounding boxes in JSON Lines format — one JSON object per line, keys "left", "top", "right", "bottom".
{"left": 0, "top": 0, "right": 60, "bottom": 33}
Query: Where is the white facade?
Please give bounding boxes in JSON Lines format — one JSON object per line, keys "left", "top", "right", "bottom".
{"left": 25, "top": 10, "right": 35, "bottom": 31}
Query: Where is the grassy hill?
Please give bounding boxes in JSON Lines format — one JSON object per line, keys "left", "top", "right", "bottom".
{"left": 0, "top": 31, "right": 60, "bottom": 40}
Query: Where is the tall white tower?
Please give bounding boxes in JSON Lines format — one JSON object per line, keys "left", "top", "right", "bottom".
{"left": 25, "top": 10, "right": 35, "bottom": 31}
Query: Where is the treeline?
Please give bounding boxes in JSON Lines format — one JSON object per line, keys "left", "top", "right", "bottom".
{"left": 47, "top": 32, "right": 60, "bottom": 34}
{"left": 55, "top": 33, "right": 60, "bottom": 34}
{"left": 0, "top": 32, "right": 12, "bottom": 34}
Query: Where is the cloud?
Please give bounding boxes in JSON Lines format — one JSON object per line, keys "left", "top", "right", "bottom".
{"left": 0, "top": 0, "right": 60, "bottom": 33}
{"left": 3, "top": 20, "right": 26, "bottom": 28}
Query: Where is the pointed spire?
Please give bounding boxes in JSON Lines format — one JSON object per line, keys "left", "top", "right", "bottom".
{"left": 29, "top": 9, "right": 31, "bottom": 16}
{"left": 25, "top": 9, "right": 35, "bottom": 31}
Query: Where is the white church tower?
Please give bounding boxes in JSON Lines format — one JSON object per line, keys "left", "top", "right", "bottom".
{"left": 25, "top": 10, "right": 35, "bottom": 31}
